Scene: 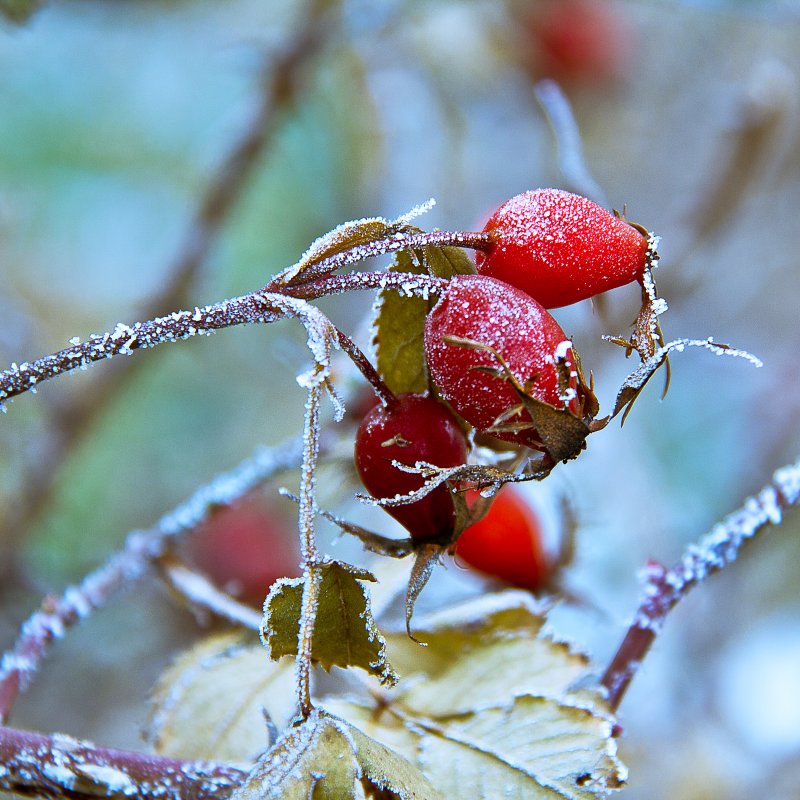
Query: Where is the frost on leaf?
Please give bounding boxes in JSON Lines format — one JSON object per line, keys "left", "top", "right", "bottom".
{"left": 328, "top": 591, "right": 625, "bottom": 799}
{"left": 261, "top": 561, "right": 398, "bottom": 686}
{"left": 373, "top": 244, "right": 475, "bottom": 395}
{"left": 278, "top": 217, "right": 395, "bottom": 286}
{"left": 231, "top": 708, "right": 440, "bottom": 800}
{"left": 147, "top": 632, "right": 297, "bottom": 763}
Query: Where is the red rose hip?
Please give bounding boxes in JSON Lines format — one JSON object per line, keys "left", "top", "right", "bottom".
{"left": 354, "top": 393, "right": 468, "bottom": 541}
{"left": 455, "top": 487, "right": 549, "bottom": 590}
{"left": 424, "top": 274, "right": 578, "bottom": 453}
{"left": 476, "top": 188, "right": 650, "bottom": 308}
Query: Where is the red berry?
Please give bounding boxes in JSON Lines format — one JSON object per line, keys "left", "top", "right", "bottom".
{"left": 455, "top": 487, "right": 549, "bottom": 590}
{"left": 476, "top": 189, "right": 649, "bottom": 309}
{"left": 354, "top": 393, "right": 468, "bottom": 541}
{"left": 424, "top": 274, "right": 578, "bottom": 452}
{"left": 522, "top": 0, "right": 632, "bottom": 86}
{"left": 189, "top": 498, "right": 300, "bottom": 607}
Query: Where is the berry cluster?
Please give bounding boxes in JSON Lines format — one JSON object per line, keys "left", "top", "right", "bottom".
{"left": 354, "top": 188, "right": 655, "bottom": 588}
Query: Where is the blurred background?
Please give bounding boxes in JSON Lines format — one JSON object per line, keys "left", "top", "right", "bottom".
{"left": 1, "top": 0, "right": 799, "bottom": 797}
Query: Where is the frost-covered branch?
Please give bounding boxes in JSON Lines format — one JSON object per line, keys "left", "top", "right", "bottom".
{"left": 0, "top": 725, "right": 246, "bottom": 800}
{"left": 0, "top": 438, "right": 303, "bottom": 723}
{"left": 0, "top": 257, "right": 456, "bottom": 409}
{"left": 602, "top": 457, "right": 800, "bottom": 711}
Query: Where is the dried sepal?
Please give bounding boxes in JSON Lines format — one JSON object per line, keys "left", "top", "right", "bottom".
{"left": 405, "top": 545, "right": 440, "bottom": 643}
{"left": 609, "top": 336, "right": 763, "bottom": 422}
{"left": 446, "top": 335, "right": 594, "bottom": 464}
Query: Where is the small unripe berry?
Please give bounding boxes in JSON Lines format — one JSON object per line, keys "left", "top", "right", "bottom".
{"left": 354, "top": 393, "right": 468, "bottom": 541}
{"left": 424, "top": 274, "right": 578, "bottom": 452}
{"left": 476, "top": 188, "right": 650, "bottom": 308}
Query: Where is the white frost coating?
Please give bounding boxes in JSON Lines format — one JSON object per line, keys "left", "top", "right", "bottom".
{"left": 553, "top": 339, "right": 573, "bottom": 361}
{"left": 773, "top": 459, "right": 800, "bottom": 504}
{"left": 74, "top": 762, "right": 137, "bottom": 794}
{"left": 41, "top": 763, "right": 77, "bottom": 789}
{"left": 634, "top": 461, "right": 800, "bottom": 630}
{"left": 395, "top": 197, "right": 436, "bottom": 225}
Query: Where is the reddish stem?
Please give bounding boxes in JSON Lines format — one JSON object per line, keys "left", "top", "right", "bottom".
{"left": 333, "top": 327, "right": 398, "bottom": 410}
{"left": 601, "top": 461, "right": 800, "bottom": 712}
{"left": 0, "top": 725, "right": 246, "bottom": 800}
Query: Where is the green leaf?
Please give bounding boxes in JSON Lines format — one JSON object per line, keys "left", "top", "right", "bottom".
{"left": 262, "top": 561, "right": 398, "bottom": 686}
{"left": 422, "top": 245, "right": 476, "bottom": 279}
{"left": 372, "top": 245, "right": 474, "bottom": 395}
{"left": 373, "top": 250, "right": 431, "bottom": 395}
{"left": 231, "top": 709, "right": 441, "bottom": 800}
{"left": 0, "top": 0, "right": 42, "bottom": 23}
{"left": 147, "top": 632, "right": 297, "bottom": 763}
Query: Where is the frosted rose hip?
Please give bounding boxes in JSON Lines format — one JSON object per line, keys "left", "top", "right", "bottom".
{"left": 476, "top": 188, "right": 650, "bottom": 308}
{"left": 424, "top": 274, "right": 578, "bottom": 452}
{"left": 355, "top": 393, "right": 468, "bottom": 541}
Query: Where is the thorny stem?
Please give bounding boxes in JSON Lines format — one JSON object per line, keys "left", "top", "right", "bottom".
{"left": 601, "top": 457, "right": 800, "bottom": 712}
{"left": 0, "top": 0, "right": 335, "bottom": 585}
{"left": 296, "top": 382, "right": 324, "bottom": 718}
{"left": 0, "top": 725, "right": 247, "bottom": 800}
{"left": 333, "top": 327, "right": 397, "bottom": 409}
{"left": 0, "top": 438, "right": 304, "bottom": 723}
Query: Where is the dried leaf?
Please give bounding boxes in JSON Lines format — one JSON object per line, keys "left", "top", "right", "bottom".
{"left": 386, "top": 592, "right": 597, "bottom": 714}
{"left": 147, "top": 632, "right": 297, "bottom": 763}
{"left": 281, "top": 217, "right": 395, "bottom": 286}
{"left": 231, "top": 709, "right": 441, "bottom": 800}
{"left": 262, "top": 561, "right": 398, "bottom": 686}
{"left": 230, "top": 709, "right": 359, "bottom": 800}
{"left": 411, "top": 696, "right": 625, "bottom": 799}
{"left": 327, "top": 591, "right": 626, "bottom": 799}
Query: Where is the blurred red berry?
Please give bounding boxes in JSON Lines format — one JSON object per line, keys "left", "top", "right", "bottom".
{"left": 521, "top": 0, "right": 633, "bottom": 86}
{"left": 455, "top": 487, "right": 550, "bottom": 590}
{"left": 188, "top": 497, "right": 299, "bottom": 607}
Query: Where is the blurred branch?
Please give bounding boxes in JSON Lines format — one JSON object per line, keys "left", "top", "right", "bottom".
{"left": 0, "top": 437, "right": 303, "bottom": 723}
{"left": 0, "top": 725, "right": 246, "bottom": 800}
{"left": 675, "top": 59, "right": 797, "bottom": 263}
{"left": 533, "top": 79, "right": 607, "bottom": 206}
{"left": 157, "top": 555, "right": 262, "bottom": 631}
{"left": 601, "top": 457, "right": 800, "bottom": 712}
{"left": 0, "top": 0, "right": 336, "bottom": 583}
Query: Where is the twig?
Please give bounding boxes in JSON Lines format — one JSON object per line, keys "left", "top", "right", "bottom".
{"left": 0, "top": 232, "right": 468, "bottom": 407}
{"left": 0, "top": 725, "right": 246, "bottom": 800}
{"left": 296, "top": 382, "right": 324, "bottom": 718}
{"left": 0, "top": 438, "right": 303, "bottom": 723}
{"left": 157, "top": 556, "right": 262, "bottom": 631}
{"left": 601, "top": 457, "right": 800, "bottom": 711}
{"left": 0, "top": 0, "right": 335, "bottom": 584}
{"left": 533, "top": 79, "right": 607, "bottom": 206}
